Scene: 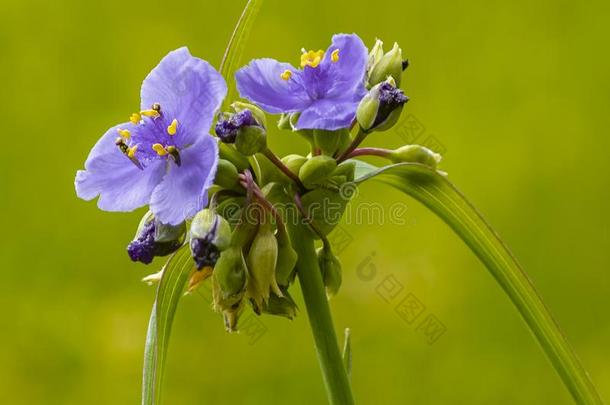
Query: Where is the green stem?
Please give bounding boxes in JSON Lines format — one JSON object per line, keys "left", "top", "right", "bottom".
{"left": 337, "top": 128, "right": 368, "bottom": 163}
{"left": 291, "top": 225, "right": 355, "bottom": 405}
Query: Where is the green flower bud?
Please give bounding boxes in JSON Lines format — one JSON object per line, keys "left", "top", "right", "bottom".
{"left": 357, "top": 78, "right": 408, "bottom": 133}
{"left": 190, "top": 209, "right": 231, "bottom": 248}
{"left": 127, "top": 211, "right": 186, "bottom": 264}
{"left": 218, "top": 142, "right": 250, "bottom": 172}
{"left": 367, "top": 39, "right": 385, "bottom": 77}
{"left": 333, "top": 161, "right": 356, "bottom": 182}
{"left": 212, "top": 246, "right": 247, "bottom": 310}
{"left": 214, "top": 159, "right": 241, "bottom": 191}
{"left": 298, "top": 155, "right": 338, "bottom": 186}
{"left": 281, "top": 154, "right": 307, "bottom": 178}
{"left": 234, "top": 124, "right": 267, "bottom": 156}
{"left": 368, "top": 42, "right": 404, "bottom": 88}
{"left": 246, "top": 221, "right": 282, "bottom": 307}
{"left": 275, "top": 230, "right": 298, "bottom": 287}
{"left": 317, "top": 246, "right": 342, "bottom": 298}
{"left": 313, "top": 128, "right": 350, "bottom": 156}
{"left": 190, "top": 209, "right": 231, "bottom": 270}
{"left": 389, "top": 145, "right": 442, "bottom": 168}
{"left": 231, "top": 101, "right": 267, "bottom": 128}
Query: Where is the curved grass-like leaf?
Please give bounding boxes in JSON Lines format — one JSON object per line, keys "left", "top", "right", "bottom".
{"left": 219, "top": 0, "right": 264, "bottom": 110}
{"left": 142, "top": 246, "right": 194, "bottom": 405}
{"left": 353, "top": 160, "right": 603, "bottom": 404}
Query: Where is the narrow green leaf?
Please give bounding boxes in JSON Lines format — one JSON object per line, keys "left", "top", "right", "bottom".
{"left": 141, "top": 246, "right": 194, "bottom": 405}
{"left": 219, "top": 0, "right": 264, "bottom": 110}
{"left": 353, "top": 160, "right": 604, "bottom": 405}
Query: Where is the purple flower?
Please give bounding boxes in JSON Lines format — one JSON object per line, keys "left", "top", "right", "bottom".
{"left": 75, "top": 48, "right": 227, "bottom": 225}
{"left": 235, "top": 34, "right": 368, "bottom": 131}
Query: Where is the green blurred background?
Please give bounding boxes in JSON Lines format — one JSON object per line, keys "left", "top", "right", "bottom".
{"left": 1, "top": 0, "right": 609, "bottom": 403}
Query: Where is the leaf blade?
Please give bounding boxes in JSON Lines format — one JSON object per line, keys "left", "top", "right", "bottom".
{"left": 354, "top": 160, "right": 604, "bottom": 404}
{"left": 141, "top": 247, "right": 193, "bottom": 405}
{"left": 219, "top": 0, "right": 264, "bottom": 110}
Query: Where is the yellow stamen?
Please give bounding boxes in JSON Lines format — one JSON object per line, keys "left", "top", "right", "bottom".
{"left": 300, "top": 49, "right": 325, "bottom": 68}
{"left": 167, "top": 119, "right": 178, "bottom": 135}
{"left": 117, "top": 128, "right": 131, "bottom": 139}
{"left": 331, "top": 49, "right": 340, "bottom": 63}
{"left": 141, "top": 109, "right": 160, "bottom": 118}
{"left": 152, "top": 143, "right": 168, "bottom": 156}
{"left": 127, "top": 145, "right": 138, "bottom": 159}
{"left": 129, "top": 113, "right": 141, "bottom": 124}
{"left": 280, "top": 70, "right": 293, "bottom": 81}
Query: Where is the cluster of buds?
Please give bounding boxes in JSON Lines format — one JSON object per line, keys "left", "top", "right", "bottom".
{"left": 357, "top": 39, "right": 409, "bottom": 133}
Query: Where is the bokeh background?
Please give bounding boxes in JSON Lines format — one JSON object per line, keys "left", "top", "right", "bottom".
{"left": 1, "top": 0, "right": 609, "bottom": 403}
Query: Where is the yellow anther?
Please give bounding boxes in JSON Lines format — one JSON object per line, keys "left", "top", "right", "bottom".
{"left": 141, "top": 109, "right": 160, "bottom": 118}
{"left": 117, "top": 128, "right": 131, "bottom": 139}
{"left": 129, "top": 113, "right": 141, "bottom": 124}
{"left": 331, "top": 49, "right": 340, "bottom": 63}
{"left": 152, "top": 143, "right": 168, "bottom": 156}
{"left": 280, "top": 70, "right": 293, "bottom": 81}
{"left": 167, "top": 119, "right": 178, "bottom": 135}
{"left": 127, "top": 145, "right": 138, "bottom": 159}
{"left": 300, "top": 49, "right": 325, "bottom": 68}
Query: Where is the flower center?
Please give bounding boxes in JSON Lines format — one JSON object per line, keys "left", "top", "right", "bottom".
{"left": 300, "top": 49, "right": 325, "bottom": 68}
{"left": 115, "top": 103, "right": 182, "bottom": 169}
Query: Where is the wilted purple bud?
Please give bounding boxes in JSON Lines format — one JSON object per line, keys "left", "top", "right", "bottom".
{"left": 127, "top": 212, "right": 185, "bottom": 264}
{"left": 356, "top": 78, "right": 408, "bottom": 132}
{"left": 190, "top": 209, "right": 231, "bottom": 270}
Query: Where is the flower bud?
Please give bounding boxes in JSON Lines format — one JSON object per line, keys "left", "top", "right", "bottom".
{"left": 298, "top": 155, "right": 337, "bottom": 187}
{"left": 127, "top": 211, "right": 185, "bottom": 264}
{"left": 281, "top": 154, "right": 307, "bottom": 179}
{"left": 190, "top": 209, "right": 231, "bottom": 270}
{"left": 275, "top": 230, "right": 298, "bottom": 287}
{"left": 212, "top": 246, "right": 247, "bottom": 309}
{"left": 214, "top": 159, "right": 241, "bottom": 191}
{"left": 368, "top": 41, "right": 404, "bottom": 88}
{"left": 317, "top": 246, "right": 342, "bottom": 298}
{"left": 357, "top": 78, "right": 408, "bottom": 133}
{"left": 389, "top": 145, "right": 442, "bottom": 168}
{"left": 246, "top": 221, "right": 282, "bottom": 307}
{"left": 215, "top": 109, "right": 267, "bottom": 155}
{"left": 333, "top": 161, "right": 356, "bottom": 183}
{"left": 366, "top": 39, "right": 385, "bottom": 79}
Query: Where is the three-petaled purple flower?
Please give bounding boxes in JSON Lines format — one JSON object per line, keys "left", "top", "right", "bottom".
{"left": 75, "top": 47, "right": 227, "bottom": 225}
{"left": 235, "top": 34, "right": 368, "bottom": 131}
